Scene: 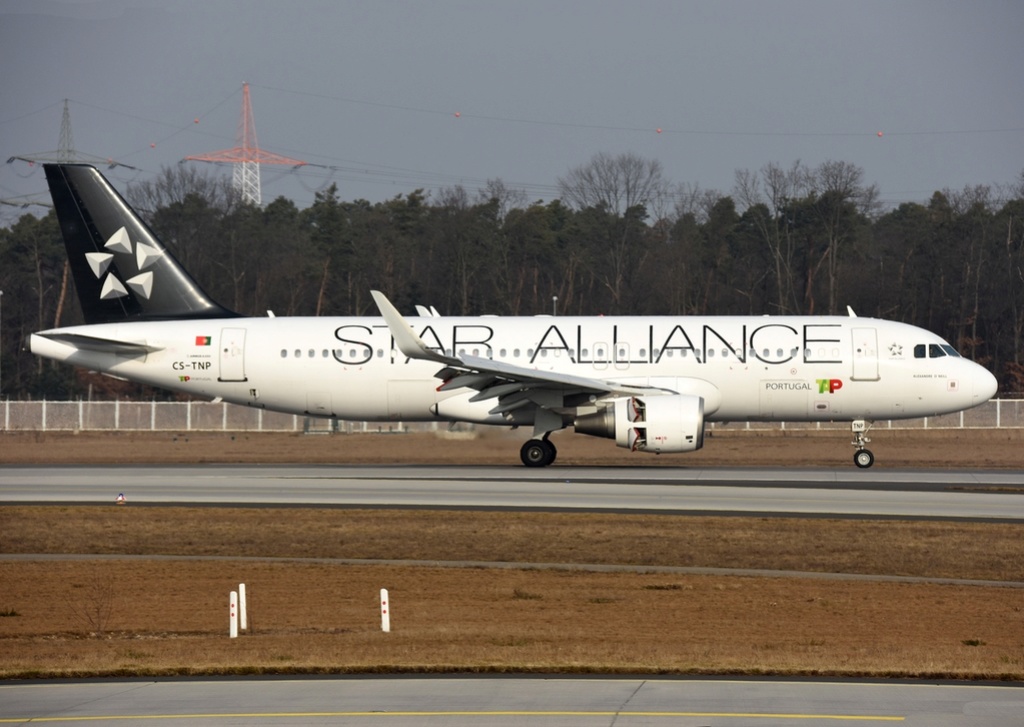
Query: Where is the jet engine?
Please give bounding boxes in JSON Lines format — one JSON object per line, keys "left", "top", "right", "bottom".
{"left": 574, "top": 394, "right": 705, "bottom": 454}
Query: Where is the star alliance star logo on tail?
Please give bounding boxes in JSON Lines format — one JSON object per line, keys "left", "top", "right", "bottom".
{"left": 86, "top": 226, "right": 163, "bottom": 302}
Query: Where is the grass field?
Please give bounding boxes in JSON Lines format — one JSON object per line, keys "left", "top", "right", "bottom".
{"left": 1, "top": 429, "right": 1022, "bottom": 679}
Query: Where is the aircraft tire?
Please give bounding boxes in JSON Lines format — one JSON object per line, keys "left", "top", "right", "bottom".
{"left": 521, "top": 439, "right": 556, "bottom": 467}
{"left": 854, "top": 449, "right": 875, "bottom": 469}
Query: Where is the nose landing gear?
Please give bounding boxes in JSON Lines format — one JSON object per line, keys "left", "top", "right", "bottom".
{"left": 851, "top": 419, "right": 874, "bottom": 468}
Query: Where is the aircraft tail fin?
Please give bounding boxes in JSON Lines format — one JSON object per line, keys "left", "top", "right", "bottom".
{"left": 44, "top": 164, "right": 238, "bottom": 324}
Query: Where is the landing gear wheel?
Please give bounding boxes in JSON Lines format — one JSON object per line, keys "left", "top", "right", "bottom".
{"left": 850, "top": 419, "right": 874, "bottom": 469}
{"left": 520, "top": 438, "right": 557, "bottom": 467}
{"left": 854, "top": 449, "right": 875, "bottom": 469}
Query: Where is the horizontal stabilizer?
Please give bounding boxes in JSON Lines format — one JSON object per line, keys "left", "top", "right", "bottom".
{"left": 33, "top": 331, "right": 163, "bottom": 355}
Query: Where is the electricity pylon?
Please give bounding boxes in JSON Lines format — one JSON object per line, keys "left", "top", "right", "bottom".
{"left": 185, "top": 83, "right": 306, "bottom": 205}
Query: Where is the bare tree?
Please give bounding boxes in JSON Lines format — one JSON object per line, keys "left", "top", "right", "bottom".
{"left": 806, "top": 160, "right": 877, "bottom": 314}
{"left": 557, "top": 152, "right": 667, "bottom": 216}
{"left": 673, "top": 182, "right": 724, "bottom": 226}
{"left": 557, "top": 153, "right": 667, "bottom": 312}
{"left": 126, "top": 164, "right": 238, "bottom": 220}
{"left": 733, "top": 161, "right": 809, "bottom": 313}
{"left": 64, "top": 567, "right": 117, "bottom": 637}
{"left": 478, "top": 178, "right": 527, "bottom": 222}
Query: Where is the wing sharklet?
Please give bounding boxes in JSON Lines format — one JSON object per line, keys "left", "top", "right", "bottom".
{"left": 371, "top": 290, "right": 456, "bottom": 365}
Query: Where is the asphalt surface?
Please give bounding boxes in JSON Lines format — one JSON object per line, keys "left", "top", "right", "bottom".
{"left": 2, "top": 676, "right": 1023, "bottom": 725}
{"left": 1, "top": 464, "right": 1022, "bottom": 520}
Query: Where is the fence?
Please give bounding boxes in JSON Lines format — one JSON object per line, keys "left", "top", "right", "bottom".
{"left": 1, "top": 399, "right": 1023, "bottom": 433}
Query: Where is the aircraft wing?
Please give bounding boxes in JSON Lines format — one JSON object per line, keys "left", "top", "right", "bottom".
{"left": 371, "top": 291, "right": 675, "bottom": 432}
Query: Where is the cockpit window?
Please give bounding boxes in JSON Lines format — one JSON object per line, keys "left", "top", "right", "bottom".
{"left": 914, "top": 343, "right": 963, "bottom": 359}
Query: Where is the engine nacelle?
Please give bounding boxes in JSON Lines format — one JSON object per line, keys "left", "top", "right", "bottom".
{"left": 574, "top": 394, "right": 705, "bottom": 454}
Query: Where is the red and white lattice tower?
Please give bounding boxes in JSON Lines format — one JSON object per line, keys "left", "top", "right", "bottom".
{"left": 185, "top": 82, "right": 306, "bottom": 205}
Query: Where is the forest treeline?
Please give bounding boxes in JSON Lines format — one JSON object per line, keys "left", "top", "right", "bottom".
{"left": 2, "top": 152, "right": 1024, "bottom": 399}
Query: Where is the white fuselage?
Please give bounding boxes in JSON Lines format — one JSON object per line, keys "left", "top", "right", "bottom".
{"left": 31, "top": 314, "right": 997, "bottom": 425}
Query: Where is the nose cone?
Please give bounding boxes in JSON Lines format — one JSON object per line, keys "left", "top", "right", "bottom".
{"left": 973, "top": 364, "right": 998, "bottom": 403}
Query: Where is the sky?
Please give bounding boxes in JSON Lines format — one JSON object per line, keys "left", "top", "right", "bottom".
{"left": 1, "top": 0, "right": 1022, "bottom": 223}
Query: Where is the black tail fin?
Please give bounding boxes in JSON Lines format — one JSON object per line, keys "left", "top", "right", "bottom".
{"left": 44, "top": 164, "right": 237, "bottom": 324}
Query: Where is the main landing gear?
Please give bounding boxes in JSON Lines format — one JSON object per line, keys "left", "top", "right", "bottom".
{"left": 520, "top": 436, "right": 557, "bottom": 467}
{"left": 851, "top": 419, "right": 874, "bottom": 468}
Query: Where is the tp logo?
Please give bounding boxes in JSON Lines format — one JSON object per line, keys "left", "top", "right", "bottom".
{"left": 817, "top": 378, "right": 843, "bottom": 394}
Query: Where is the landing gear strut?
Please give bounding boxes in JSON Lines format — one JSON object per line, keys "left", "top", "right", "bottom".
{"left": 851, "top": 419, "right": 874, "bottom": 468}
{"left": 520, "top": 436, "right": 557, "bottom": 467}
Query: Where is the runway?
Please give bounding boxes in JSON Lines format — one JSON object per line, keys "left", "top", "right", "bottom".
{"left": 1, "top": 464, "right": 1022, "bottom": 520}
{"left": 2, "top": 676, "right": 1022, "bottom": 725}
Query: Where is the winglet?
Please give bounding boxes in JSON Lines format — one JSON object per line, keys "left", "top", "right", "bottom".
{"left": 371, "top": 290, "right": 454, "bottom": 364}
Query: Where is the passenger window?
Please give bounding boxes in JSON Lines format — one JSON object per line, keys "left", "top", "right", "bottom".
{"left": 294, "top": 349, "right": 301, "bottom": 358}
{"left": 280, "top": 349, "right": 287, "bottom": 358}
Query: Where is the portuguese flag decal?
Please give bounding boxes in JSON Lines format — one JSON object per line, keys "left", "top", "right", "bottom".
{"left": 195, "top": 335, "right": 212, "bottom": 346}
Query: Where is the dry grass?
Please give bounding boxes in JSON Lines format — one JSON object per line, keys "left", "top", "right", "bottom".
{"left": 1, "top": 429, "right": 1023, "bottom": 679}
{"left": 2, "top": 427, "right": 1024, "bottom": 468}
{"left": 2, "top": 507, "right": 1023, "bottom": 581}
{"left": 1, "top": 561, "right": 1022, "bottom": 679}
{"left": 2, "top": 507, "right": 1024, "bottom": 679}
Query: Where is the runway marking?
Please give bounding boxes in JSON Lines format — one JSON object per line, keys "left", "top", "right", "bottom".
{"left": 0, "top": 710, "right": 906, "bottom": 722}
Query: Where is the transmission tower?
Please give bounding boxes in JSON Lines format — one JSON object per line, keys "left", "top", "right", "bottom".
{"left": 7, "top": 99, "right": 135, "bottom": 170}
{"left": 185, "top": 83, "right": 306, "bottom": 205}
{"left": 4, "top": 99, "right": 135, "bottom": 213}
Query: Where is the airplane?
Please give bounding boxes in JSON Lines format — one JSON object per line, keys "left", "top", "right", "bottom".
{"left": 30, "top": 164, "right": 999, "bottom": 468}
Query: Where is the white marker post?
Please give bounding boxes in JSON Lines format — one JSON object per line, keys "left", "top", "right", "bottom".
{"left": 239, "top": 583, "right": 247, "bottom": 631}
{"left": 229, "top": 590, "right": 238, "bottom": 638}
{"left": 380, "top": 588, "right": 391, "bottom": 633}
